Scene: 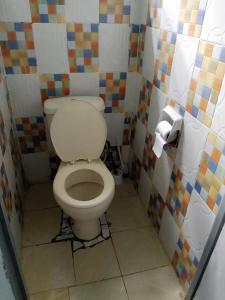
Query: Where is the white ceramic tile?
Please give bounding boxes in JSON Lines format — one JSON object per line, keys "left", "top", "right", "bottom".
{"left": 159, "top": 207, "right": 180, "bottom": 260}
{"left": 69, "top": 278, "right": 128, "bottom": 300}
{"left": 6, "top": 74, "right": 42, "bottom": 117}
{"left": 212, "top": 76, "right": 225, "bottom": 140}
{"left": 30, "top": 288, "right": 69, "bottom": 300}
{"left": 124, "top": 266, "right": 184, "bottom": 300}
{"left": 69, "top": 73, "right": 99, "bottom": 97}
{"left": 65, "top": 0, "right": 99, "bottom": 23}
{"left": 138, "top": 168, "right": 152, "bottom": 211}
{"left": 22, "top": 243, "right": 75, "bottom": 294}
{"left": 153, "top": 150, "right": 173, "bottom": 200}
{"left": 104, "top": 113, "right": 124, "bottom": 146}
{"left": 160, "top": 0, "right": 182, "bottom": 32}
{"left": 125, "top": 72, "right": 141, "bottom": 114}
{"left": 147, "top": 86, "right": 167, "bottom": 135}
{"left": 0, "top": 80, "right": 12, "bottom": 137}
{"left": 182, "top": 189, "right": 215, "bottom": 261}
{"left": 99, "top": 24, "right": 129, "bottom": 72}
{"left": 112, "top": 228, "right": 169, "bottom": 275}
{"left": 22, "top": 152, "right": 50, "bottom": 184}
{"left": 175, "top": 112, "right": 209, "bottom": 186}
{"left": 194, "top": 224, "right": 225, "bottom": 300}
{"left": 130, "top": 0, "right": 148, "bottom": 25}
{"left": 169, "top": 35, "right": 199, "bottom": 107}
{"left": 201, "top": 0, "right": 225, "bottom": 45}
{"left": 0, "top": 0, "right": 31, "bottom": 22}
{"left": 74, "top": 240, "right": 120, "bottom": 284}
{"left": 133, "top": 119, "right": 146, "bottom": 162}
{"left": 33, "top": 24, "right": 69, "bottom": 74}
{"left": 143, "top": 27, "right": 159, "bottom": 82}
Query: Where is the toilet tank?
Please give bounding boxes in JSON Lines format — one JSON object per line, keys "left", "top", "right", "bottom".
{"left": 44, "top": 96, "right": 105, "bottom": 152}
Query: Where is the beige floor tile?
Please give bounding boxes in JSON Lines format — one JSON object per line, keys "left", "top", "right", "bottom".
{"left": 69, "top": 278, "right": 128, "bottom": 300}
{"left": 74, "top": 239, "right": 121, "bottom": 284}
{"left": 124, "top": 266, "right": 185, "bottom": 300}
{"left": 107, "top": 196, "right": 151, "bottom": 232}
{"left": 23, "top": 207, "right": 61, "bottom": 246}
{"left": 24, "top": 183, "right": 57, "bottom": 211}
{"left": 22, "top": 242, "right": 75, "bottom": 294}
{"left": 115, "top": 179, "right": 137, "bottom": 199}
{"left": 112, "top": 228, "right": 169, "bottom": 275}
{"left": 30, "top": 288, "right": 69, "bottom": 300}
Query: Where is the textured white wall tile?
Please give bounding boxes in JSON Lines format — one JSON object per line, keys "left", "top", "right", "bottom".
{"left": 160, "top": 0, "right": 182, "bottom": 32}
{"left": 159, "top": 207, "right": 180, "bottom": 260}
{"left": 147, "top": 86, "right": 167, "bottom": 136}
{"left": 130, "top": 0, "right": 148, "bottom": 25}
{"left": 143, "top": 27, "right": 159, "bottom": 82}
{"left": 175, "top": 112, "right": 209, "bottom": 186}
{"left": 33, "top": 24, "right": 69, "bottom": 74}
{"left": 0, "top": 0, "right": 31, "bottom": 22}
{"left": 69, "top": 73, "right": 99, "bottom": 97}
{"left": 182, "top": 190, "right": 215, "bottom": 261}
{"left": 153, "top": 150, "right": 173, "bottom": 200}
{"left": 65, "top": 0, "right": 99, "bottom": 23}
{"left": 169, "top": 35, "right": 199, "bottom": 107}
{"left": 125, "top": 72, "right": 142, "bottom": 113}
{"left": 194, "top": 224, "right": 225, "bottom": 300}
{"left": 6, "top": 74, "right": 42, "bottom": 117}
{"left": 133, "top": 119, "right": 147, "bottom": 162}
{"left": 138, "top": 168, "right": 152, "bottom": 210}
{"left": 0, "top": 80, "right": 11, "bottom": 138}
{"left": 201, "top": 0, "right": 225, "bottom": 45}
{"left": 22, "top": 152, "right": 50, "bottom": 183}
{"left": 99, "top": 24, "right": 129, "bottom": 72}
{"left": 212, "top": 77, "right": 225, "bottom": 140}
{"left": 104, "top": 113, "right": 124, "bottom": 146}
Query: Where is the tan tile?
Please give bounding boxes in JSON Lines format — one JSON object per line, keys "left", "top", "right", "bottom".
{"left": 112, "top": 228, "right": 169, "bottom": 275}
{"left": 115, "top": 179, "right": 137, "bottom": 199}
{"left": 74, "top": 239, "right": 120, "bottom": 284}
{"left": 22, "top": 242, "right": 75, "bottom": 294}
{"left": 108, "top": 195, "right": 151, "bottom": 232}
{"left": 30, "top": 288, "right": 69, "bottom": 300}
{"left": 23, "top": 207, "right": 61, "bottom": 246}
{"left": 24, "top": 183, "right": 57, "bottom": 211}
{"left": 69, "top": 278, "right": 128, "bottom": 300}
{"left": 124, "top": 266, "right": 185, "bottom": 300}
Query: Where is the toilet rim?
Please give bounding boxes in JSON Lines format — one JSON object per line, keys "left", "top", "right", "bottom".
{"left": 53, "top": 162, "right": 115, "bottom": 209}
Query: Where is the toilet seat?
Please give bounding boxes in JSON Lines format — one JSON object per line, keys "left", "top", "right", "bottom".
{"left": 53, "top": 159, "right": 115, "bottom": 209}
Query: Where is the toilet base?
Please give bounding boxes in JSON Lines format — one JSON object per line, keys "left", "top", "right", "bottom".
{"left": 72, "top": 219, "right": 101, "bottom": 241}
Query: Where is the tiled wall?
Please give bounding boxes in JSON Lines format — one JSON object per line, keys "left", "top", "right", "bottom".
{"left": 129, "top": 0, "right": 225, "bottom": 291}
{"left": 0, "top": 0, "right": 146, "bottom": 182}
{"left": 0, "top": 48, "right": 24, "bottom": 256}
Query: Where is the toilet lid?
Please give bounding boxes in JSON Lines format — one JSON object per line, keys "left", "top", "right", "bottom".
{"left": 50, "top": 101, "right": 107, "bottom": 162}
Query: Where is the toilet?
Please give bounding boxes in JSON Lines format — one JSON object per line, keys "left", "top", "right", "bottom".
{"left": 44, "top": 97, "right": 115, "bottom": 240}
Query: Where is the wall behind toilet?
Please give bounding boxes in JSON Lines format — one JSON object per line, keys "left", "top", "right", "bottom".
{"left": 129, "top": 0, "right": 225, "bottom": 291}
{"left": 0, "top": 0, "right": 147, "bottom": 183}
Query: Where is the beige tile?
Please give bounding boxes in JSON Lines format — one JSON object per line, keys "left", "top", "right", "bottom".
{"left": 74, "top": 239, "right": 120, "bottom": 284}
{"left": 24, "top": 183, "right": 57, "bottom": 211}
{"left": 115, "top": 179, "right": 137, "bottom": 199}
{"left": 23, "top": 207, "right": 61, "bottom": 246}
{"left": 69, "top": 278, "right": 128, "bottom": 300}
{"left": 107, "top": 196, "right": 151, "bottom": 232}
{"left": 22, "top": 242, "right": 75, "bottom": 294}
{"left": 30, "top": 288, "right": 69, "bottom": 300}
{"left": 124, "top": 266, "right": 185, "bottom": 300}
{"left": 112, "top": 228, "right": 169, "bottom": 275}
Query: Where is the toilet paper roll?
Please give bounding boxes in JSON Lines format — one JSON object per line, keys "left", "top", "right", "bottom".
{"left": 153, "top": 121, "right": 172, "bottom": 158}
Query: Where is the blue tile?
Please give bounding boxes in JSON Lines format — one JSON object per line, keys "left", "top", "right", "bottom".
{"left": 195, "top": 53, "right": 203, "bottom": 68}
{"left": 91, "top": 24, "right": 98, "bottom": 32}
{"left": 105, "top": 107, "right": 112, "bottom": 113}
{"left": 5, "top": 67, "right": 14, "bottom": 74}
{"left": 99, "top": 14, "right": 107, "bottom": 23}
{"left": 186, "top": 182, "right": 193, "bottom": 194}
{"left": 100, "top": 80, "right": 106, "bottom": 87}
{"left": 197, "top": 10, "right": 205, "bottom": 25}
{"left": 208, "top": 158, "right": 217, "bottom": 173}
{"left": 77, "top": 65, "right": 84, "bottom": 72}
{"left": 83, "top": 49, "right": 92, "bottom": 57}
{"left": 48, "top": 89, "right": 56, "bottom": 96}
{"left": 220, "top": 47, "right": 225, "bottom": 63}
{"left": 132, "top": 24, "right": 140, "bottom": 33}
{"left": 195, "top": 181, "right": 202, "bottom": 194}
{"left": 40, "top": 14, "right": 49, "bottom": 23}
{"left": 8, "top": 40, "right": 18, "bottom": 49}
{"left": 120, "top": 72, "right": 127, "bottom": 79}
{"left": 123, "top": 5, "right": 131, "bottom": 15}
{"left": 54, "top": 74, "right": 62, "bottom": 81}
{"left": 15, "top": 23, "right": 24, "bottom": 32}
{"left": 201, "top": 85, "right": 211, "bottom": 100}
{"left": 171, "top": 33, "right": 177, "bottom": 45}
{"left": 191, "top": 105, "right": 198, "bottom": 118}
{"left": 28, "top": 58, "right": 37, "bottom": 66}
{"left": 178, "top": 22, "right": 184, "bottom": 34}
{"left": 67, "top": 31, "right": 75, "bottom": 41}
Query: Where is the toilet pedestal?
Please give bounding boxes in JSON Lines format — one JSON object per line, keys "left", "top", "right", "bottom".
{"left": 73, "top": 219, "right": 101, "bottom": 240}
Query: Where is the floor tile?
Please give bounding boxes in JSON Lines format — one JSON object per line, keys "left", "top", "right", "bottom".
{"left": 22, "top": 242, "right": 75, "bottom": 294}
{"left": 124, "top": 266, "right": 184, "bottom": 300}
{"left": 112, "top": 228, "right": 169, "bottom": 275}
{"left": 30, "top": 288, "right": 69, "bottom": 300}
{"left": 73, "top": 239, "right": 120, "bottom": 284}
{"left": 108, "top": 196, "right": 151, "bottom": 232}
{"left": 24, "top": 183, "right": 57, "bottom": 211}
{"left": 23, "top": 207, "right": 61, "bottom": 247}
{"left": 115, "top": 179, "right": 137, "bottom": 198}
{"left": 69, "top": 278, "right": 128, "bottom": 300}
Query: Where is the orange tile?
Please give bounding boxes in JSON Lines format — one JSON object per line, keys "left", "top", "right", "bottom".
{"left": 7, "top": 32, "right": 16, "bottom": 40}
{"left": 207, "top": 196, "right": 215, "bottom": 210}
{"left": 212, "top": 148, "right": 221, "bottom": 162}
{"left": 48, "top": 4, "right": 56, "bottom": 14}
{"left": 75, "top": 24, "right": 83, "bottom": 32}
{"left": 205, "top": 43, "right": 214, "bottom": 57}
